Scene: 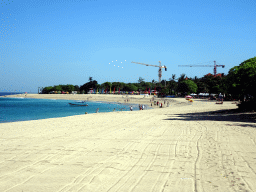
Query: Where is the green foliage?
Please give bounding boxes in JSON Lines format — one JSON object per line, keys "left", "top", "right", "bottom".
{"left": 74, "top": 85, "right": 80, "bottom": 92}
{"left": 112, "top": 82, "right": 123, "bottom": 90}
{"left": 124, "top": 84, "right": 138, "bottom": 91}
{"left": 161, "top": 79, "right": 167, "bottom": 87}
{"left": 43, "top": 84, "right": 76, "bottom": 94}
{"left": 158, "top": 87, "right": 169, "bottom": 97}
{"left": 53, "top": 85, "right": 62, "bottom": 92}
{"left": 101, "top": 82, "right": 112, "bottom": 90}
{"left": 184, "top": 79, "right": 198, "bottom": 94}
{"left": 42, "top": 86, "right": 53, "bottom": 94}
{"left": 177, "top": 82, "right": 189, "bottom": 95}
{"left": 226, "top": 57, "right": 256, "bottom": 100}
{"left": 80, "top": 80, "right": 98, "bottom": 93}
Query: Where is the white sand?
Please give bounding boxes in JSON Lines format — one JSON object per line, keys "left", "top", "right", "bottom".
{"left": 0, "top": 94, "right": 256, "bottom": 191}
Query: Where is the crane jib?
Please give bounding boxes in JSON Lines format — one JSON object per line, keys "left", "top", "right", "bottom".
{"left": 131, "top": 61, "right": 167, "bottom": 83}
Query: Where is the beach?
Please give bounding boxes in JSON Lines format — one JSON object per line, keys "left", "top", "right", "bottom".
{"left": 1, "top": 94, "right": 256, "bottom": 191}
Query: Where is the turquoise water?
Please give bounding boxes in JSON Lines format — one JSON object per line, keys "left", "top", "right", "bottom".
{"left": 0, "top": 97, "right": 150, "bottom": 123}
{"left": 0, "top": 92, "right": 25, "bottom": 96}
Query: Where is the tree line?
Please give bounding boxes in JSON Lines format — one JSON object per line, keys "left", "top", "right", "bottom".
{"left": 42, "top": 57, "right": 256, "bottom": 109}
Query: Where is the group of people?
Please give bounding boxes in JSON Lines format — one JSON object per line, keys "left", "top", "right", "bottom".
{"left": 129, "top": 104, "right": 144, "bottom": 111}
{"left": 139, "top": 104, "right": 145, "bottom": 110}
{"left": 95, "top": 97, "right": 171, "bottom": 113}
{"left": 156, "top": 101, "right": 163, "bottom": 108}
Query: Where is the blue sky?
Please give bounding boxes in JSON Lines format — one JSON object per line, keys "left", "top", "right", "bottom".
{"left": 1, "top": 0, "right": 255, "bottom": 92}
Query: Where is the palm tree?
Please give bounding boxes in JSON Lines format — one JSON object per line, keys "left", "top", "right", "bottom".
{"left": 169, "top": 74, "right": 177, "bottom": 95}
{"left": 178, "top": 73, "right": 186, "bottom": 82}
{"left": 172, "top": 74, "right": 176, "bottom": 81}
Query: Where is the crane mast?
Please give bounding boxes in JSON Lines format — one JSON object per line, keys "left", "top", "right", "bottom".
{"left": 131, "top": 61, "right": 167, "bottom": 83}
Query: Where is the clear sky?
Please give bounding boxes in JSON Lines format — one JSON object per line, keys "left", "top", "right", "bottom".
{"left": 1, "top": 0, "right": 255, "bottom": 92}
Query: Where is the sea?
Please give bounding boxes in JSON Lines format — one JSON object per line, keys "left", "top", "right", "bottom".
{"left": 0, "top": 92, "right": 151, "bottom": 123}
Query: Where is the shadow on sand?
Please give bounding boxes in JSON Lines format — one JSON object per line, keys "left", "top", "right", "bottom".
{"left": 163, "top": 108, "right": 256, "bottom": 127}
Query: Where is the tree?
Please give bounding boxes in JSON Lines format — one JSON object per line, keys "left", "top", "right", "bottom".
{"left": 226, "top": 57, "right": 256, "bottom": 109}
{"left": 101, "top": 82, "right": 112, "bottom": 92}
{"left": 184, "top": 79, "right": 198, "bottom": 94}
{"left": 112, "top": 82, "right": 123, "bottom": 92}
{"left": 42, "top": 86, "right": 54, "bottom": 94}
{"left": 168, "top": 74, "right": 177, "bottom": 95}
{"left": 74, "top": 85, "right": 80, "bottom": 92}
{"left": 171, "top": 74, "right": 176, "bottom": 81}
{"left": 161, "top": 79, "right": 167, "bottom": 87}
{"left": 177, "top": 82, "right": 189, "bottom": 96}
{"left": 80, "top": 80, "right": 98, "bottom": 93}
{"left": 123, "top": 83, "right": 138, "bottom": 92}
{"left": 138, "top": 77, "right": 145, "bottom": 84}
{"left": 119, "top": 82, "right": 126, "bottom": 91}
{"left": 89, "top": 77, "right": 93, "bottom": 82}
{"left": 176, "top": 74, "right": 188, "bottom": 96}
{"left": 53, "top": 85, "right": 62, "bottom": 92}
{"left": 178, "top": 73, "right": 186, "bottom": 82}
{"left": 95, "top": 84, "right": 101, "bottom": 92}
{"left": 158, "top": 87, "right": 169, "bottom": 97}
{"left": 144, "top": 82, "right": 151, "bottom": 91}
{"left": 61, "top": 84, "right": 74, "bottom": 93}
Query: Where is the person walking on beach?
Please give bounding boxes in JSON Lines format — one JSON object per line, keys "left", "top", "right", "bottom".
{"left": 130, "top": 106, "right": 133, "bottom": 111}
{"left": 142, "top": 105, "right": 145, "bottom": 110}
{"left": 96, "top": 108, "right": 99, "bottom": 113}
{"left": 157, "top": 101, "right": 159, "bottom": 106}
{"left": 219, "top": 93, "right": 223, "bottom": 102}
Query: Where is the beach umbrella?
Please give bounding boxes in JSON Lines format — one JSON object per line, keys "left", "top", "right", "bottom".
{"left": 185, "top": 95, "right": 192, "bottom": 100}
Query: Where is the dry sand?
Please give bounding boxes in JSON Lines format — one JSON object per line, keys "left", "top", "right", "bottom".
{"left": 0, "top": 94, "right": 256, "bottom": 192}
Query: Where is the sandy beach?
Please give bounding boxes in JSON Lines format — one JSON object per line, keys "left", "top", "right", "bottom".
{"left": 1, "top": 94, "right": 256, "bottom": 191}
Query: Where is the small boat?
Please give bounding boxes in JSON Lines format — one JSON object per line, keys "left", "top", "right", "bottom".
{"left": 69, "top": 103, "right": 88, "bottom": 106}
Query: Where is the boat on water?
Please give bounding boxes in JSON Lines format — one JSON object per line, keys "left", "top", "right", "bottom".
{"left": 69, "top": 103, "right": 88, "bottom": 106}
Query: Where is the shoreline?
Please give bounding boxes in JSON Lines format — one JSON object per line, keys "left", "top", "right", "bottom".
{"left": 2, "top": 93, "right": 189, "bottom": 109}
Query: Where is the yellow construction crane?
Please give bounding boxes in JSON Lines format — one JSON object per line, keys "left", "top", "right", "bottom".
{"left": 131, "top": 61, "right": 167, "bottom": 83}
